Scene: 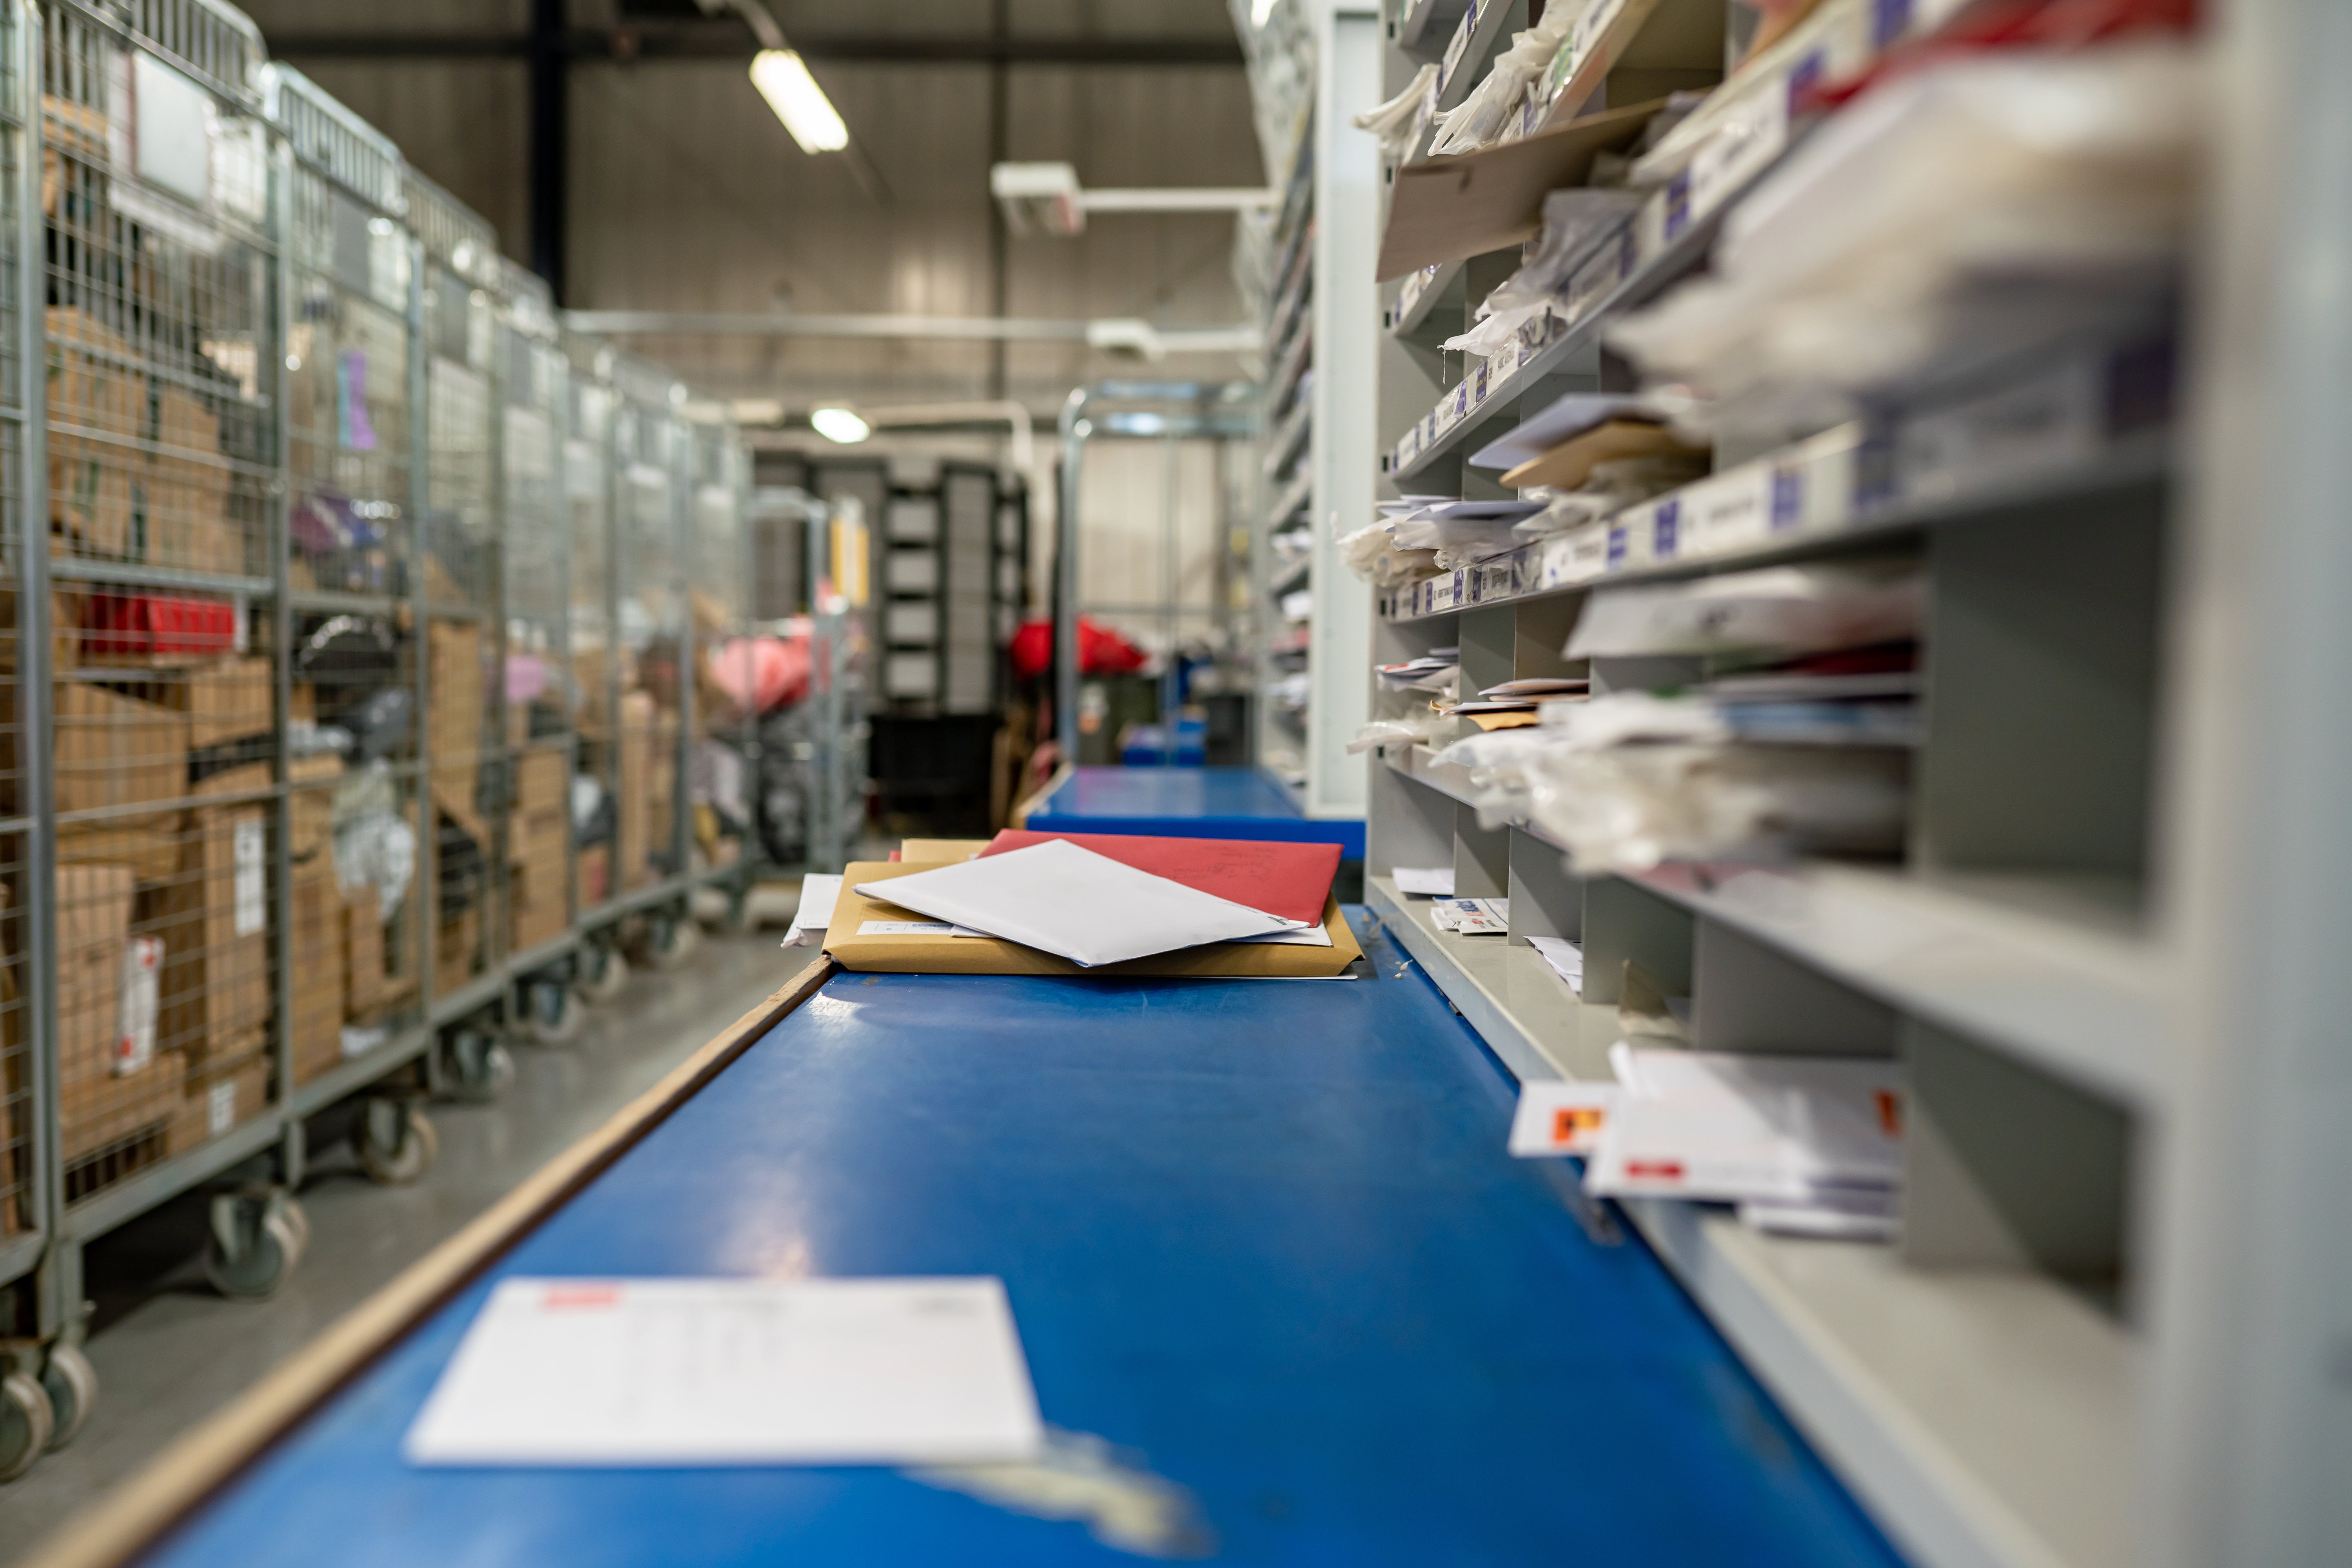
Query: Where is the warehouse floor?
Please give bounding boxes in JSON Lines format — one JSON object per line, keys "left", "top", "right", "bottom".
{"left": 0, "top": 923, "right": 806, "bottom": 1560}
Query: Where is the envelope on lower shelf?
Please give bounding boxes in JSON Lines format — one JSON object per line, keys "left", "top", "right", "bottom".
{"left": 825, "top": 861, "right": 1364, "bottom": 978}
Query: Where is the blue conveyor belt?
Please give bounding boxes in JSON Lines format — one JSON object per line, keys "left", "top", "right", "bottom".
{"left": 1027, "top": 766, "right": 1366, "bottom": 857}
{"left": 140, "top": 915, "right": 1901, "bottom": 1567}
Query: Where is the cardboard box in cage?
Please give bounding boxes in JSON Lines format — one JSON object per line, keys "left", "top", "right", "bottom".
{"left": 515, "top": 750, "right": 567, "bottom": 815}
{"left": 139, "top": 804, "right": 271, "bottom": 1061}
{"left": 58, "top": 818, "right": 185, "bottom": 885}
{"left": 0, "top": 679, "right": 192, "bottom": 825}
{"left": 617, "top": 692, "right": 654, "bottom": 891}
{"left": 54, "top": 864, "right": 179, "bottom": 1161}
{"left": 288, "top": 754, "right": 344, "bottom": 859}
{"left": 436, "top": 906, "right": 480, "bottom": 989}
{"left": 46, "top": 309, "right": 145, "bottom": 561}
{"left": 0, "top": 586, "right": 88, "bottom": 672}
{"left": 342, "top": 885, "right": 415, "bottom": 1022}
{"left": 428, "top": 621, "right": 487, "bottom": 764}
{"left": 579, "top": 842, "right": 610, "bottom": 907}
{"left": 169, "top": 1045, "right": 270, "bottom": 1158}
{"left": 148, "top": 387, "right": 243, "bottom": 579}
{"left": 510, "top": 817, "right": 570, "bottom": 954}
{"left": 290, "top": 860, "right": 348, "bottom": 1086}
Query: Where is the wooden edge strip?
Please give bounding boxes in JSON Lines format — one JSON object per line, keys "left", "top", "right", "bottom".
{"left": 21, "top": 956, "right": 839, "bottom": 1568}
{"left": 1008, "top": 759, "right": 1074, "bottom": 829}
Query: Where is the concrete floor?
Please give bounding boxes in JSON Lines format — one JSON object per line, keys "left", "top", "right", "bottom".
{"left": 0, "top": 927, "right": 804, "bottom": 1560}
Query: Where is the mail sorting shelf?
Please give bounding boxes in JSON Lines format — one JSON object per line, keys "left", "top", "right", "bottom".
{"left": 44, "top": 919, "right": 1904, "bottom": 1568}
{"left": 1352, "top": 4, "right": 2231, "bottom": 1568}
{"left": 1020, "top": 764, "right": 1367, "bottom": 859}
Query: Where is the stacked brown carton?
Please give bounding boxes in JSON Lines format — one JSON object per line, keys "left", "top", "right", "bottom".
{"left": 510, "top": 750, "right": 568, "bottom": 952}
{"left": 54, "top": 864, "right": 180, "bottom": 1166}
{"left": 617, "top": 690, "right": 653, "bottom": 891}
{"left": 289, "top": 853, "right": 346, "bottom": 1086}
{"left": 149, "top": 388, "right": 242, "bottom": 577}
{"left": 427, "top": 620, "right": 490, "bottom": 995}
{"left": 46, "top": 308, "right": 142, "bottom": 561}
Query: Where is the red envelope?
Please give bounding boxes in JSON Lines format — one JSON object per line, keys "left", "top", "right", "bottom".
{"left": 980, "top": 831, "right": 1341, "bottom": 927}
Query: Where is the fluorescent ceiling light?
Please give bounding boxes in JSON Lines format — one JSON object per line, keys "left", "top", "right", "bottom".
{"left": 750, "top": 50, "right": 848, "bottom": 153}
{"left": 811, "top": 407, "right": 870, "bottom": 443}
{"left": 1251, "top": 0, "right": 1278, "bottom": 25}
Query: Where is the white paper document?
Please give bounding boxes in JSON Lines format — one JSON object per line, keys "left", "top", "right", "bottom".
{"left": 1432, "top": 897, "right": 1508, "bottom": 935}
{"left": 1393, "top": 866, "right": 1455, "bottom": 897}
{"left": 782, "top": 873, "right": 844, "bottom": 948}
{"left": 858, "top": 838, "right": 1295, "bottom": 967}
{"left": 1526, "top": 935, "right": 1584, "bottom": 991}
{"left": 405, "top": 1276, "right": 1044, "bottom": 1468}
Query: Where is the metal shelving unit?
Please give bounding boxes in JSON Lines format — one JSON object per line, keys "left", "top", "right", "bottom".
{"left": 1349, "top": 0, "right": 2319, "bottom": 1565}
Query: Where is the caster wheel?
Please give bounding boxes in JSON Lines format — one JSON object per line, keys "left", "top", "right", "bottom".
{"left": 357, "top": 1100, "right": 438, "bottom": 1187}
{"left": 573, "top": 944, "right": 628, "bottom": 1005}
{"left": 523, "top": 980, "right": 583, "bottom": 1045}
{"left": 443, "top": 1031, "right": 516, "bottom": 1101}
{"left": 638, "top": 910, "right": 699, "bottom": 973}
{"left": 0, "top": 1370, "right": 53, "bottom": 1481}
{"left": 40, "top": 1345, "right": 97, "bottom": 1452}
{"left": 205, "top": 1189, "right": 307, "bottom": 1301}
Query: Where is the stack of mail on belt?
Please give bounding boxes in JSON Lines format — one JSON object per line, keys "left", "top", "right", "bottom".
{"left": 826, "top": 831, "right": 1362, "bottom": 978}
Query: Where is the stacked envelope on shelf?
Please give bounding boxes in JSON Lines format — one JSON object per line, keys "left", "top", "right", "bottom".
{"left": 826, "top": 831, "right": 1363, "bottom": 978}
{"left": 1512, "top": 1042, "right": 1908, "bottom": 1241}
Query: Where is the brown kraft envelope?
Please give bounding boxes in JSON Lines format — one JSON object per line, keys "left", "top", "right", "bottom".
{"left": 825, "top": 860, "right": 1364, "bottom": 978}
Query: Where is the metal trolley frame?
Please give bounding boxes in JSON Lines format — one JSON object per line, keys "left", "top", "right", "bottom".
{"left": 0, "top": 0, "right": 768, "bottom": 1478}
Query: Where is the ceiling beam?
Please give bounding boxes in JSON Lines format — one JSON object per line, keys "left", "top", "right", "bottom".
{"left": 259, "top": 28, "right": 1246, "bottom": 67}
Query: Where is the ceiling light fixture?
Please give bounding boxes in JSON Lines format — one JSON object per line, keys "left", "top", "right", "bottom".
{"left": 751, "top": 50, "right": 849, "bottom": 153}
{"left": 810, "top": 407, "right": 871, "bottom": 444}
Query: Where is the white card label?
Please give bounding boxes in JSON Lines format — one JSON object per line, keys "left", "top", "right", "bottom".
{"left": 233, "top": 818, "right": 267, "bottom": 936}
{"left": 405, "top": 1276, "right": 1044, "bottom": 1467}
{"left": 208, "top": 1078, "right": 237, "bottom": 1137}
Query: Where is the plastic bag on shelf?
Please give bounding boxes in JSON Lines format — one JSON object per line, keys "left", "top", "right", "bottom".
{"left": 1520, "top": 741, "right": 1910, "bottom": 871}
{"left": 1565, "top": 563, "right": 1924, "bottom": 660}
{"left": 1347, "top": 714, "right": 1451, "bottom": 755}
{"left": 1335, "top": 518, "right": 1440, "bottom": 588}
{"left": 1429, "top": 17, "right": 1570, "bottom": 157}
{"left": 1350, "top": 62, "right": 1438, "bottom": 160}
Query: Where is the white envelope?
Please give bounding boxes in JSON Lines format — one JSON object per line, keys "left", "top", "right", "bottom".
{"left": 782, "top": 873, "right": 844, "bottom": 948}
{"left": 857, "top": 838, "right": 1296, "bottom": 967}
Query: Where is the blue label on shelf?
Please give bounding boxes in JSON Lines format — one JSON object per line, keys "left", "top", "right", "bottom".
{"left": 1871, "top": 0, "right": 1914, "bottom": 49}
{"left": 1653, "top": 499, "right": 1680, "bottom": 558}
{"left": 1664, "top": 171, "right": 1691, "bottom": 243}
{"left": 1770, "top": 467, "right": 1803, "bottom": 531}
{"left": 1606, "top": 524, "right": 1627, "bottom": 569}
{"left": 1788, "top": 50, "right": 1826, "bottom": 113}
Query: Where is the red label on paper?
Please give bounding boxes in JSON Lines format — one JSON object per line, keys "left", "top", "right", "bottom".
{"left": 1624, "top": 1160, "right": 1685, "bottom": 1181}
{"left": 541, "top": 1285, "right": 623, "bottom": 1310}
